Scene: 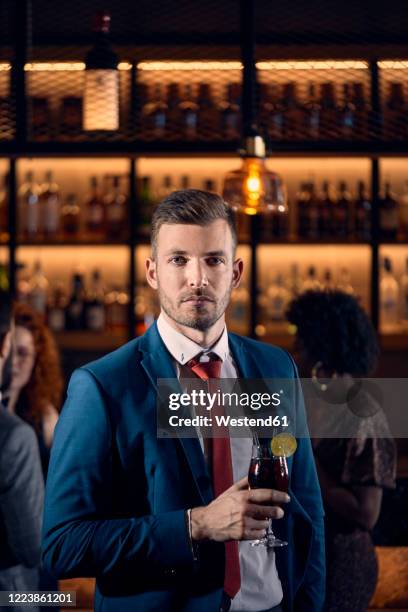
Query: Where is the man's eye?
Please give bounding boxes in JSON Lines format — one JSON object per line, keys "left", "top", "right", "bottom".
{"left": 206, "top": 257, "right": 224, "bottom": 265}
{"left": 170, "top": 256, "right": 187, "bottom": 265}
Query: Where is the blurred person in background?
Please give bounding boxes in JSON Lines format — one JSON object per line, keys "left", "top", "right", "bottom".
{"left": 4, "top": 302, "right": 63, "bottom": 477}
{"left": 286, "top": 289, "right": 396, "bottom": 612}
{"left": 0, "top": 290, "right": 44, "bottom": 608}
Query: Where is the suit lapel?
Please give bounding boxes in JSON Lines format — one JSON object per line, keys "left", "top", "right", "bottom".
{"left": 228, "top": 333, "right": 263, "bottom": 379}
{"left": 139, "top": 323, "right": 212, "bottom": 505}
{"left": 228, "top": 333, "right": 295, "bottom": 475}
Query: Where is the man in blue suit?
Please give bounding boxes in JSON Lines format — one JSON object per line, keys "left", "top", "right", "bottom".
{"left": 42, "top": 190, "right": 325, "bottom": 612}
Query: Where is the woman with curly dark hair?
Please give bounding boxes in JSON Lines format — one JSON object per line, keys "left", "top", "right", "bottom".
{"left": 286, "top": 290, "right": 396, "bottom": 612}
{"left": 5, "top": 302, "right": 63, "bottom": 476}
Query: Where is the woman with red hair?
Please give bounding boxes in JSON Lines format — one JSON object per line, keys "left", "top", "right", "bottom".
{"left": 6, "top": 302, "right": 64, "bottom": 476}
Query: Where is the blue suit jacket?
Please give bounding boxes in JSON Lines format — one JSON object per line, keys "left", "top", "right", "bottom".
{"left": 42, "top": 323, "right": 325, "bottom": 612}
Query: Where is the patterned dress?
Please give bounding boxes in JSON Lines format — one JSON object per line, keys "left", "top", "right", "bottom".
{"left": 313, "top": 385, "right": 396, "bottom": 612}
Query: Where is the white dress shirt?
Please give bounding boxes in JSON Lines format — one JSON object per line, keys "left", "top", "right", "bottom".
{"left": 157, "top": 313, "right": 283, "bottom": 612}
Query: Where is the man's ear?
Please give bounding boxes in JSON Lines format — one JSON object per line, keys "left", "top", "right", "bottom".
{"left": 232, "top": 258, "right": 244, "bottom": 289}
{"left": 146, "top": 258, "right": 158, "bottom": 290}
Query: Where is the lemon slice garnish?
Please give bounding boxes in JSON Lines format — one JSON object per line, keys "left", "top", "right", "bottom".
{"left": 271, "top": 433, "right": 297, "bottom": 458}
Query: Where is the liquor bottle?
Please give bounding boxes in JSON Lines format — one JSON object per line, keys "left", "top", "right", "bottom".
{"left": 301, "top": 266, "right": 321, "bottom": 292}
{"left": 228, "top": 281, "right": 249, "bottom": 334}
{"left": 297, "top": 182, "right": 309, "bottom": 239}
{"left": 66, "top": 272, "right": 86, "bottom": 330}
{"left": 288, "top": 263, "right": 302, "bottom": 298}
{"left": 0, "top": 173, "right": 8, "bottom": 241}
{"left": 47, "top": 282, "right": 67, "bottom": 332}
{"left": 379, "top": 182, "right": 398, "bottom": 241}
{"left": 380, "top": 257, "right": 399, "bottom": 328}
{"left": 179, "top": 84, "right": 198, "bottom": 140}
{"left": 180, "top": 175, "right": 190, "bottom": 190}
{"left": 156, "top": 175, "right": 175, "bottom": 202}
{"left": 85, "top": 176, "right": 105, "bottom": 238}
{"left": 334, "top": 181, "right": 351, "bottom": 239}
{"left": 166, "top": 83, "right": 181, "bottom": 138}
{"left": 203, "top": 178, "right": 216, "bottom": 192}
{"left": 85, "top": 268, "right": 106, "bottom": 332}
{"left": 322, "top": 268, "right": 335, "bottom": 291}
{"left": 338, "top": 83, "right": 356, "bottom": 140}
{"left": 138, "top": 175, "right": 154, "bottom": 236}
{"left": 19, "top": 171, "right": 40, "bottom": 240}
{"left": 399, "top": 180, "right": 408, "bottom": 241}
{"left": 319, "top": 181, "right": 335, "bottom": 238}
{"left": 41, "top": 170, "right": 60, "bottom": 239}
{"left": 83, "top": 11, "right": 119, "bottom": 132}
{"left": 130, "top": 82, "right": 148, "bottom": 137}
{"left": 105, "top": 285, "right": 129, "bottom": 332}
{"left": 384, "top": 83, "right": 406, "bottom": 141}
{"left": 319, "top": 83, "right": 337, "bottom": 139}
{"left": 354, "top": 181, "right": 371, "bottom": 241}
{"left": 135, "top": 280, "right": 156, "bottom": 335}
{"left": 266, "top": 273, "right": 291, "bottom": 321}
{"left": 259, "top": 83, "right": 284, "bottom": 141}
{"left": 197, "top": 83, "right": 218, "bottom": 139}
{"left": 304, "top": 180, "right": 319, "bottom": 240}
{"left": 61, "top": 193, "right": 81, "bottom": 238}
{"left": 28, "top": 260, "right": 49, "bottom": 315}
{"left": 221, "top": 83, "right": 241, "bottom": 140}
{"left": 400, "top": 257, "right": 408, "bottom": 324}
{"left": 351, "top": 82, "right": 367, "bottom": 139}
{"left": 16, "top": 263, "right": 30, "bottom": 303}
{"left": 259, "top": 196, "right": 289, "bottom": 241}
{"left": 143, "top": 84, "right": 167, "bottom": 139}
{"left": 282, "top": 82, "right": 301, "bottom": 140}
{"left": 303, "top": 82, "right": 321, "bottom": 140}
{"left": 337, "top": 267, "right": 354, "bottom": 295}
{"left": 105, "top": 175, "right": 127, "bottom": 240}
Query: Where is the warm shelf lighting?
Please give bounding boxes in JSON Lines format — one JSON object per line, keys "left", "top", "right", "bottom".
{"left": 223, "top": 136, "right": 287, "bottom": 216}
{"left": 256, "top": 60, "right": 368, "bottom": 70}
{"left": 378, "top": 61, "right": 408, "bottom": 69}
{"left": 6, "top": 59, "right": 398, "bottom": 74}
{"left": 24, "top": 62, "right": 86, "bottom": 71}
{"left": 138, "top": 61, "right": 243, "bottom": 71}
{"left": 83, "top": 11, "right": 119, "bottom": 132}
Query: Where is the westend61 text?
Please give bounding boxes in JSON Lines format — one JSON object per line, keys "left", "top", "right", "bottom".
{"left": 168, "top": 415, "right": 289, "bottom": 428}
{"left": 168, "top": 390, "right": 282, "bottom": 411}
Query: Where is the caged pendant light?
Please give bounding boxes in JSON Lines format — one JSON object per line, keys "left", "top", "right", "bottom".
{"left": 222, "top": 1, "right": 287, "bottom": 217}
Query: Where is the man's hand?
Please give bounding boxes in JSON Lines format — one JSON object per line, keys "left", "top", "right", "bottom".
{"left": 191, "top": 476, "right": 290, "bottom": 542}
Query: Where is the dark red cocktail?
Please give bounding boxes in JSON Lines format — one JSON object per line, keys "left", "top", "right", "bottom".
{"left": 248, "top": 456, "right": 289, "bottom": 493}
{"left": 248, "top": 447, "right": 289, "bottom": 548}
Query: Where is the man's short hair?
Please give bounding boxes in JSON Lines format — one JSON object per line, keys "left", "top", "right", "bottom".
{"left": 151, "top": 189, "right": 237, "bottom": 258}
{"left": 0, "top": 290, "right": 12, "bottom": 348}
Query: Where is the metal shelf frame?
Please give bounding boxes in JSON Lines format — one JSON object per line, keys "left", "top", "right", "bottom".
{"left": 2, "top": 0, "right": 408, "bottom": 342}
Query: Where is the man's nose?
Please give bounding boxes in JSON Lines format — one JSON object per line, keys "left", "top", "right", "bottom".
{"left": 187, "top": 261, "right": 208, "bottom": 288}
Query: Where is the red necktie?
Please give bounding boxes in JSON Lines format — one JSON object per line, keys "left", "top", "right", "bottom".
{"left": 187, "top": 354, "right": 241, "bottom": 599}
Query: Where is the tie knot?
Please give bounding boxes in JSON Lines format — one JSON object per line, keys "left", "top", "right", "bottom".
{"left": 187, "top": 353, "right": 222, "bottom": 380}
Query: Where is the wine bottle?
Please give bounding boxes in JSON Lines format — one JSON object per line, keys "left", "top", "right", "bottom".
{"left": 85, "top": 176, "right": 105, "bottom": 238}
{"left": 41, "top": 170, "right": 60, "bottom": 239}
{"left": 19, "top": 171, "right": 40, "bottom": 240}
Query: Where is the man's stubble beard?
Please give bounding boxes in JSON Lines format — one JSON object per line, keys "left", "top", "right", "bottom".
{"left": 157, "top": 278, "right": 233, "bottom": 332}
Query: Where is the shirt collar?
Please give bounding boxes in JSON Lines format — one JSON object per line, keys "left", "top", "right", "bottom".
{"left": 157, "top": 312, "right": 229, "bottom": 365}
